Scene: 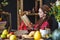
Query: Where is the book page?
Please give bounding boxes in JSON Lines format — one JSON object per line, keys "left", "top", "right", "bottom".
{"left": 21, "top": 15, "right": 31, "bottom": 26}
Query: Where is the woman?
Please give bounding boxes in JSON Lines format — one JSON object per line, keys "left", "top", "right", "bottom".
{"left": 33, "top": 5, "right": 51, "bottom": 38}
{"left": 34, "top": 5, "right": 51, "bottom": 30}
{"left": 18, "top": 5, "right": 51, "bottom": 31}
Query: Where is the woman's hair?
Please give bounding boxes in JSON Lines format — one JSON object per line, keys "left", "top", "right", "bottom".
{"left": 41, "top": 5, "right": 51, "bottom": 20}
{"left": 52, "top": 29, "right": 60, "bottom": 40}
{"left": 40, "top": 5, "right": 51, "bottom": 14}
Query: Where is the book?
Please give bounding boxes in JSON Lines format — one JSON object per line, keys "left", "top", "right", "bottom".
{"left": 21, "top": 15, "right": 31, "bottom": 26}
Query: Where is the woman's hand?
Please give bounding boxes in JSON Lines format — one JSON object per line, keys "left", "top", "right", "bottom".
{"left": 27, "top": 22, "right": 33, "bottom": 28}
{"left": 27, "top": 22, "right": 34, "bottom": 32}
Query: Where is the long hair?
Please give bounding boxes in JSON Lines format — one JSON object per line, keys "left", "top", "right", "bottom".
{"left": 35, "top": 5, "right": 50, "bottom": 30}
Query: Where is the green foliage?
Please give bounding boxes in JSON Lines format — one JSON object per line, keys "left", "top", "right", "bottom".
{"left": 49, "top": 4, "right": 60, "bottom": 22}
{"left": 49, "top": 4, "right": 58, "bottom": 16}
{"left": 55, "top": 15, "right": 60, "bottom": 22}
{"left": 56, "top": 5, "right": 60, "bottom": 22}
{"left": 1, "top": 0, "right": 8, "bottom": 7}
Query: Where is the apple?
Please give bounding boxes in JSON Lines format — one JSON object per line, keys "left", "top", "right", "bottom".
{"left": 10, "top": 35, "right": 17, "bottom": 40}
{"left": 9, "top": 32, "right": 14, "bottom": 35}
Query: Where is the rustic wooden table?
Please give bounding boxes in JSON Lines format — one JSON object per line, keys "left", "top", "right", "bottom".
{"left": 0, "top": 30, "right": 34, "bottom": 40}
{"left": 0, "top": 37, "right": 23, "bottom": 40}
{"left": 1, "top": 38, "right": 34, "bottom": 40}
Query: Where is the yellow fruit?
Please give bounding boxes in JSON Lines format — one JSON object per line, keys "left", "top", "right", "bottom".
{"left": 0, "top": 18, "right": 2, "bottom": 21}
{"left": 45, "top": 34, "right": 49, "bottom": 38}
{"left": 1, "top": 34, "right": 6, "bottom": 38}
{"left": 2, "top": 29, "right": 8, "bottom": 35}
{"left": 34, "top": 31, "right": 42, "bottom": 40}
{"left": 7, "top": 34, "right": 11, "bottom": 38}
{"left": 10, "top": 35, "right": 17, "bottom": 40}
{"left": 29, "top": 31, "right": 35, "bottom": 37}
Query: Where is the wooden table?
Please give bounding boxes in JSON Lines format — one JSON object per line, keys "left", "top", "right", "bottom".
{"left": 0, "top": 38, "right": 23, "bottom": 40}
{"left": 1, "top": 38, "right": 34, "bottom": 40}
{"left": 0, "top": 30, "right": 34, "bottom": 40}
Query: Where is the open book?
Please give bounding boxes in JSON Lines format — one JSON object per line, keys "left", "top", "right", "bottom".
{"left": 21, "top": 15, "right": 31, "bottom": 26}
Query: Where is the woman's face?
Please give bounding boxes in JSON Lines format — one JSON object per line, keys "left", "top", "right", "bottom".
{"left": 38, "top": 8, "right": 46, "bottom": 18}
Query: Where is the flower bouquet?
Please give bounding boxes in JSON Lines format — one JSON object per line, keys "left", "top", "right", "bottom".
{"left": 49, "top": 0, "right": 60, "bottom": 28}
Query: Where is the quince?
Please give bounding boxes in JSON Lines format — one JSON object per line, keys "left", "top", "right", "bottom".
{"left": 1, "top": 34, "right": 6, "bottom": 38}
{"left": 34, "top": 31, "right": 42, "bottom": 40}
{"left": 10, "top": 35, "right": 17, "bottom": 40}
{"left": 2, "top": 29, "right": 8, "bottom": 35}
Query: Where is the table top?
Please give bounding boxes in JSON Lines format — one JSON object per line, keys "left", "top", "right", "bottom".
{"left": 0, "top": 38, "right": 34, "bottom": 40}
{"left": 0, "top": 30, "right": 34, "bottom": 40}
{"left": 2, "top": 39, "right": 23, "bottom": 40}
